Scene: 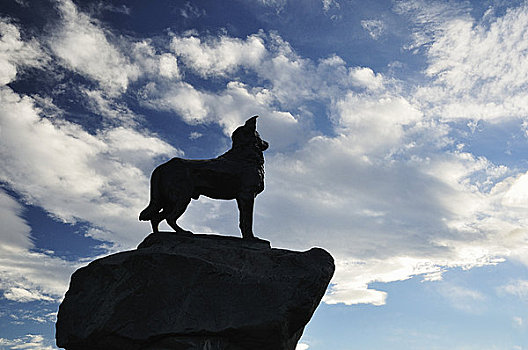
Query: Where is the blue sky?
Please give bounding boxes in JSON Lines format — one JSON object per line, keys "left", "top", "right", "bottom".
{"left": 1, "top": 0, "right": 528, "bottom": 349}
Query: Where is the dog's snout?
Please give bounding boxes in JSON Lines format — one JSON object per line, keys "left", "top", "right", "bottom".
{"left": 261, "top": 140, "right": 269, "bottom": 151}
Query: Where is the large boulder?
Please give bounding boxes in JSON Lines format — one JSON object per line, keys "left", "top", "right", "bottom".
{"left": 56, "top": 232, "right": 334, "bottom": 350}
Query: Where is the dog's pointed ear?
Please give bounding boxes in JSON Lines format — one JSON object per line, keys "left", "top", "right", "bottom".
{"left": 244, "top": 116, "right": 258, "bottom": 130}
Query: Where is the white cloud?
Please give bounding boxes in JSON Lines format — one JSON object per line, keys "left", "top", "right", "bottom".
{"left": 0, "top": 188, "right": 32, "bottom": 252}
{"left": 394, "top": 0, "right": 472, "bottom": 51}
{"left": 499, "top": 279, "right": 528, "bottom": 301}
{"left": 333, "top": 92, "right": 422, "bottom": 155}
{"left": 167, "top": 32, "right": 354, "bottom": 108}
{"left": 296, "top": 343, "right": 310, "bottom": 350}
{"left": 322, "top": 0, "right": 340, "bottom": 12}
{"left": 437, "top": 283, "right": 486, "bottom": 313}
{"left": 180, "top": 1, "right": 206, "bottom": 19}
{"left": 0, "top": 86, "right": 177, "bottom": 249}
{"left": 3, "top": 288, "right": 54, "bottom": 303}
{"left": 0, "top": 53, "right": 176, "bottom": 299}
{"left": 189, "top": 131, "right": 203, "bottom": 140}
{"left": 0, "top": 334, "right": 55, "bottom": 350}
{"left": 8, "top": 310, "right": 56, "bottom": 324}
{"left": 250, "top": 109, "right": 527, "bottom": 303}
{"left": 49, "top": 0, "right": 140, "bottom": 96}
{"left": 81, "top": 88, "right": 140, "bottom": 127}
{"left": 132, "top": 40, "right": 182, "bottom": 82}
{"left": 144, "top": 32, "right": 395, "bottom": 152}
{"left": 0, "top": 19, "right": 48, "bottom": 85}
{"left": 170, "top": 33, "right": 267, "bottom": 77}
{"left": 140, "top": 81, "right": 210, "bottom": 124}
{"left": 141, "top": 80, "right": 303, "bottom": 150}
{"left": 361, "top": 19, "right": 385, "bottom": 40}
{"left": 349, "top": 67, "right": 384, "bottom": 90}
{"left": 96, "top": 3, "right": 131, "bottom": 15}
{"left": 0, "top": 189, "right": 76, "bottom": 302}
{"left": 399, "top": 1, "right": 528, "bottom": 121}
{"left": 502, "top": 172, "right": 528, "bottom": 208}
{"left": 253, "top": 0, "right": 287, "bottom": 13}
{"left": 256, "top": 33, "right": 323, "bottom": 106}
{"left": 325, "top": 257, "right": 439, "bottom": 305}
{"left": 159, "top": 53, "right": 181, "bottom": 79}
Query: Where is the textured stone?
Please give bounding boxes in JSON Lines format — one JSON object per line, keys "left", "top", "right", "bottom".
{"left": 56, "top": 232, "right": 334, "bottom": 350}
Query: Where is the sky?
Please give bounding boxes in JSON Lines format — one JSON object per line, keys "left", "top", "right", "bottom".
{"left": 1, "top": 0, "right": 528, "bottom": 349}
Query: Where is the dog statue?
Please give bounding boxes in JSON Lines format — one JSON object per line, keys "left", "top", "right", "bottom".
{"left": 139, "top": 116, "right": 269, "bottom": 239}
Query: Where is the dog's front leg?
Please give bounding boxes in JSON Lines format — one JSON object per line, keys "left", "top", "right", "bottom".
{"left": 236, "top": 194, "right": 255, "bottom": 239}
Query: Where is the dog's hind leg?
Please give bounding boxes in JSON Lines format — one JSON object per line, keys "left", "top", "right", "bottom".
{"left": 150, "top": 209, "right": 166, "bottom": 233}
{"left": 165, "top": 198, "right": 192, "bottom": 234}
{"left": 236, "top": 194, "right": 255, "bottom": 239}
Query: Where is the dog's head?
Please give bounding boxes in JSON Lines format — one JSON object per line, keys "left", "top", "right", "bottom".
{"left": 231, "top": 116, "right": 269, "bottom": 152}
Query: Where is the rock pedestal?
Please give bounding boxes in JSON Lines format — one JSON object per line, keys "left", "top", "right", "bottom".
{"left": 56, "top": 232, "right": 334, "bottom": 350}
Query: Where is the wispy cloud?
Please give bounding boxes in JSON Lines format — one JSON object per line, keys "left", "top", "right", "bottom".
{"left": 322, "top": 0, "right": 340, "bottom": 12}
{"left": 179, "top": 1, "right": 206, "bottom": 19}
{"left": 398, "top": 1, "right": 528, "bottom": 121}
{"left": 393, "top": 0, "right": 472, "bottom": 51}
{"left": 499, "top": 279, "right": 528, "bottom": 301}
{"left": 0, "top": 334, "right": 55, "bottom": 350}
{"left": 170, "top": 33, "right": 267, "bottom": 78}
{"left": 437, "top": 282, "right": 486, "bottom": 313}
{"left": 361, "top": 19, "right": 385, "bottom": 40}
{"left": 0, "top": 20, "right": 48, "bottom": 85}
{"left": 0, "top": 189, "right": 78, "bottom": 302}
{"left": 253, "top": 0, "right": 287, "bottom": 13}
{"left": 513, "top": 316, "right": 524, "bottom": 328}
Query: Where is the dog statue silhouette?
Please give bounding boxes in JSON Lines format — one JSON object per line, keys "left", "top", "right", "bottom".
{"left": 139, "top": 116, "right": 269, "bottom": 239}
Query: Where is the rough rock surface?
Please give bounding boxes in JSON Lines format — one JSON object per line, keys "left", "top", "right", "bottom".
{"left": 56, "top": 232, "right": 335, "bottom": 350}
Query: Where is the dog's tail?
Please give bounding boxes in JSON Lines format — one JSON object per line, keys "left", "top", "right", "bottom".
{"left": 139, "top": 166, "right": 163, "bottom": 221}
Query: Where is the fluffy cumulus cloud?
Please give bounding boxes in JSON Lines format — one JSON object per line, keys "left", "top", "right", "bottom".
{"left": 132, "top": 40, "right": 181, "bottom": 81}
{"left": 170, "top": 34, "right": 267, "bottom": 77}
